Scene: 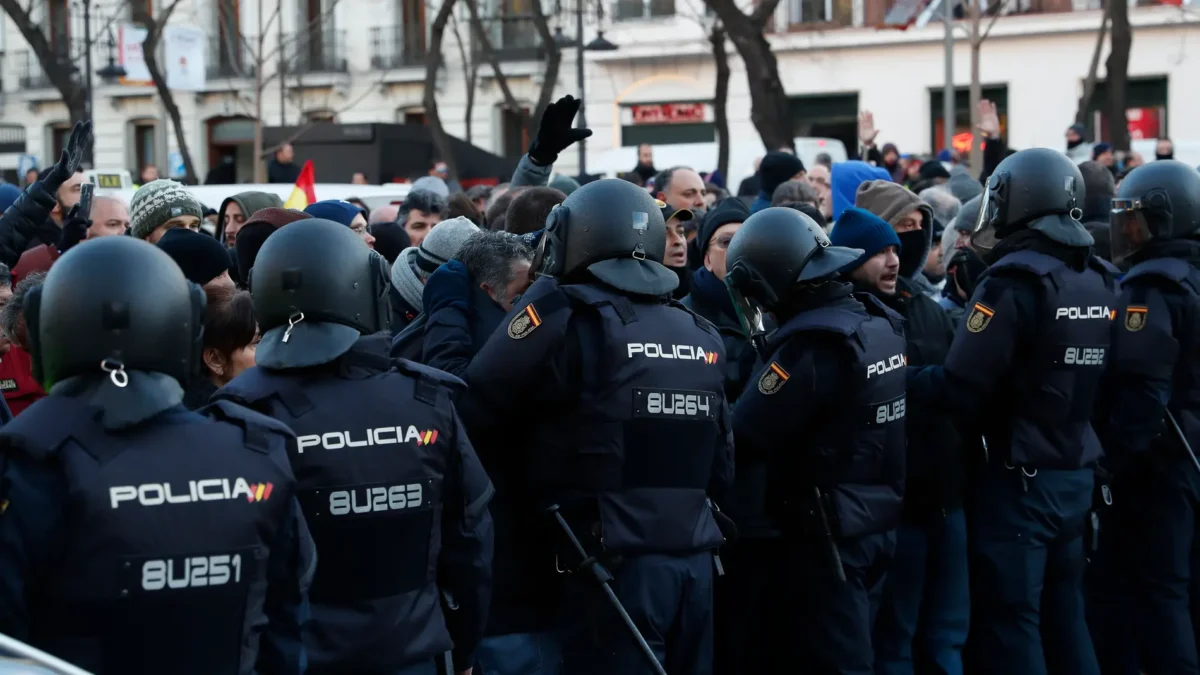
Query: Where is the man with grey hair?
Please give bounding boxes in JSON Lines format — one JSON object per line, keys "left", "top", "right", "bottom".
{"left": 771, "top": 179, "right": 821, "bottom": 209}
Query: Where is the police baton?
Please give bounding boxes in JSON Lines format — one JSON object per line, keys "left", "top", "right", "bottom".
{"left": 813, "top": 487, "right": 847, "bottom": 583}
{"left": 0, "top": 632, "right": 94, "bottom": 675}
{"left": 1165, "top": 409, "right": 1200, "bottom": 476}
{"left": 547, "top": 505, "right": 668, "bottom": 675}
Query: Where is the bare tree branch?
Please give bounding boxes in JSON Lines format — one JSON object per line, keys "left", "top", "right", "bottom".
{"left": 749, "top": 0, "right": 785, "bottom": 27}
{"left": 449, "top": 11, "right": 478, "bottom": 142}
{"left": 980, "top": 0, "right": 1010, "bottom": 42}
{"left": 425, "top": 0, "right": 461, "bottom": 180}
{"left": 132, "top": 0, "right": 199, "bottom": 183}
{"left": 0, "top": 0, "right": 88, "bottom": 122}
{"left": 528, "top": 0, "right": 561, "bottom": 128}
{"left": 465, "top": 0, "right": 529, "bottom": 130}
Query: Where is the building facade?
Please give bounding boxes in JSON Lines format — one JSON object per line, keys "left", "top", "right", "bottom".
{"left": 0, "top": 0, "right": 1195, "bottom": 183}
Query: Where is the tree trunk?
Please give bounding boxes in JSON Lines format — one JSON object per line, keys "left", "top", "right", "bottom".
{"left": 135, "top": 8, "right": 199, "bottom": 184}
{"left": 705, "top": 0, "right": 793, "bottom": 150}
{"left": 254, "top": 5, "right": 267, "bottom": 183}
{"left": 710, "top": 25, "right": 731, "bottom": 182}
{"left": 450, "top": 13, "right": 475, "bottom": 143}
{"left": 1075, "top": 1, "right": 1110, "bottom": 126}
{"left": 425, "top": 0, "right": 461, "bottom": 181}
{"left": 528, "top": 0, "right": 561, "bottom": 130}
{"left": 465, "top": 0, "right": 530, "bottom": 132}
{"left": 1105, "top": 0, "right": 1131, "bottom": 151}
{"left": 968, "top": 0, "right": 982, "bottom": 177}
{"left": 0, "top": 0, "right": 88, "bottom": 123}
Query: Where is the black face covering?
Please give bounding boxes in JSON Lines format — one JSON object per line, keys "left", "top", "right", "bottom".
{"left": 1067, "top": 138, "right": 1084, "bottom": 150}
{"left": 1156, "top": 152, "right": 1175, "bottom": 161}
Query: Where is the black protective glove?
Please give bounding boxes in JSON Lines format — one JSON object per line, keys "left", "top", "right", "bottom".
{"left": 527, "top": 95, "right": 593, "bottom": 167}
{"left": 45, "top": 120, "right": 93, "bottom": 191}
{"left": 947, "top": 246, "right": 988, "bottom": 300}
{"left": 57, "top": 204, "right": 91, "bottom": 253}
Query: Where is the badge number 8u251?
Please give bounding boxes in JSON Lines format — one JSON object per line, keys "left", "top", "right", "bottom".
{"left": 508, "top": 304, "right": 542, "bottom": 340}
{"left": 967, "top": 302, "right": 995, "bottom": 334}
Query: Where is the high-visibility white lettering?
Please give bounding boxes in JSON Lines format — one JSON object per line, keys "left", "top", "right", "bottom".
{"left": 296, "top": 427, "right": 427, "bottom": 452}
{"left": 141, "top": 553, "right": 243, "bottom": 591}
{"left": 1055, "top": 306, "right": 1113, "bottom": 320}
{"left": 866, "top": 353, "right": 907, "bottom": 379}
{"left": 329, "top": 484, "right": 424, "bottom": 515}
{"left": 626, "top": 343, "right": 712, "bottom": 362}
{"left": 110, "top": 478, "right": 271, "bottom": 509}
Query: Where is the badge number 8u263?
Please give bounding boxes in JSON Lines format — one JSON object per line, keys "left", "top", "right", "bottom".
{"left": 967, "top": 302, "right": 995, "bottom": 334}
{"left": 507, "top": 304, "right": 542, "bottom": 340}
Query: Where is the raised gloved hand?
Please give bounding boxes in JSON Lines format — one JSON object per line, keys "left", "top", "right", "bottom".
{"left": 57, "top": 204, "right": 91, "bottom": 253}
{"left": 46, "top": 120, "right": 93, "bottom": 190}
{"left": 527, "top": 96, "right": 593, "bottom": 167}
{"left": 423, "top": 259, "right": 473, "bottom": 316}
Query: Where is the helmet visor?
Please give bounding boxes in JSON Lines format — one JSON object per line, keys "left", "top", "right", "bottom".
{"left": 1110, "top": 198, "right": 1154, "bottom": 264}
{"left": 727, "top": 284, "right": 766, "bottom": 340}
{"left": 970, "top": 180, "right": 999, "bottom": 254}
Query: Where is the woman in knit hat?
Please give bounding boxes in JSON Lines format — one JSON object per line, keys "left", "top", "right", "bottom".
{"left": 128, "top": 179, "right": 205, "bottom": 243}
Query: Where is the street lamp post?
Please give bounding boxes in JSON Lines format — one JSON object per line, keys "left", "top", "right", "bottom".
{"left": 77, "top": 0, "right": 127, "bottom": 165}
{"left": 554, "top": 0, "right": 616, "bottom": 177}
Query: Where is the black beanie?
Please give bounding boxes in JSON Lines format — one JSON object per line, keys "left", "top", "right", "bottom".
{"left": 689, "top": 198, "right": 750, "bottom": 269}
{"left": 759, "top": 152, "right": 807, "bottom": 195}
{"left": 369, "top": 221, "right": 412, "bottom": 265}
{"left": 156, "top": 227, "right": 232, "bottom": 286}
{"left": 919, "top": 161, "right": 951, "bottom": 181}
{"left": 235, "top": 222, "right": 277, "bottom": 286}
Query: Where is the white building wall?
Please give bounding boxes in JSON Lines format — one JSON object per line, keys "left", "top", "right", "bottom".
{"left": 0, "top": 0, "right": 1196, "bottom": 180}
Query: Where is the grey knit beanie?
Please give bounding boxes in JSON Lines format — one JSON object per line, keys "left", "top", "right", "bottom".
{"left": 413, "top": 216, "right": 480, "bottom": 276}
{"left": 129, "top": 179, "right": 204, "bottom": 240}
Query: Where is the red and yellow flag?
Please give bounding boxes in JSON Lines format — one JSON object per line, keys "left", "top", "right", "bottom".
{"left": 283, "top": 160, "right": 317, "bottom": 209}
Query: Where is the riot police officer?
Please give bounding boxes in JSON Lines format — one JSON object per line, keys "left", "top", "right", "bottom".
{"left": 908, "top": 147, "right": 1113, "bottom": 675}
{"left": 1099, "top": 160, "right": 1200, "bottom": 673}
{"left": 461, "top": 179, "right": 733, "bottom": 675}
{"left": 213, "top": 218, "right": 494, "bottom": 675}
{"left": 0, "top": 236, "right": 314, "bottom": 674}
{"left": 727, "top": 207, "right": 906, "bottom": 674}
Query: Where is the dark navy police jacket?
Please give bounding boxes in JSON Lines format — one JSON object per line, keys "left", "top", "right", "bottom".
{"left": 909, "top": 247, "right": 1116, "bottom": 470}
{"left": 462, "top": 275, "right": 734, "bottom": 557}
{"left": 734, "top": 289, "right": 908, "bottom": 538}
{"left": 215, "top": 334, "right": 494, "bottom": 674}
{"left": 0, "top": 399, "right": 313, "bottom": 675}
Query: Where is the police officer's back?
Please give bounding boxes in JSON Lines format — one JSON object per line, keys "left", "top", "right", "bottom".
{"left": 1099, "top": 160, "right": 1200, "bottom": 673}
{"left": 462, "top": 179, "right": 733, "bottom": 675}
{"left": 727, "top": 208, "right": 906, "bottom": 674}
{"left": 909, "top": 148, "right": 1112, "bottom": 675}
{"left": 213, "top": 219, "right": 494, "bottom": 675}
{"left": 0, "top": 237, "right": 313, "bottom": 675}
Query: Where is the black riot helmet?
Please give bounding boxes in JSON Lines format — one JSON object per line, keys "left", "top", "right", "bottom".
{"left": 250, "top": 218, "right": 392, "bottom": 369}
{"left": 972, "top": 147, "right": 1093, "bottom": 253}
{"left": 1110, "top": 160, "right": 1200, "bottom": 263}
{"left": 532, "top": 178, "right": 679, "bottom": 296}
{"left": 27, "top": 236, "right": 205, "bottom": 391}
{"left": 724, "top": 207, "right": 862, "bottom": 340}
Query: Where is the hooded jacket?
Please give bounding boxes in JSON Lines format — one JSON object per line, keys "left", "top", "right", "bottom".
{"left": 830, "top": 161, "right": 892, "bottom": 222}
{"left": 216, "top": 191, "right": 284, "bottom": 248}
{"left": 0, "top": 180, "right": 62, "bottom": 269}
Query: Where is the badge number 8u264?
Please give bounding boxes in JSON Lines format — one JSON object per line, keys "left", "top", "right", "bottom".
{"left": 967, "top": 302, "right": 995, "bottom": 334}
{"left": 507, "top": 304, "right": 542, "bottom": 340}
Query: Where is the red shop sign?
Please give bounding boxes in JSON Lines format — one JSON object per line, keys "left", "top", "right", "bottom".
{"left": 631, "top": 102, "right": 706, "bottom": 125}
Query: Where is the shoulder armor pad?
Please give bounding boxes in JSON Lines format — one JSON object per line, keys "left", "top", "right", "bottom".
{"left": 859, "top": 293, "right": 906, "bottom": 334}
{"left": 202, "top": 399, "right": 295, "bottom": 437}
{"left": 1123, "top": 257, "right": 1200, "bottom": 294}
{"left": 1091, "top": 255, "right": 1121, "bottom": 277}
{"left": 668, "top": 298, "right": 722, "bottom": 337}
{"left": 986, "top": 249, "right": 1065, "bottom": 278}
{"left": 393, "top": 358, "right": 468, "bottom": 395}
{"left": 212, "top": 367, "right": 280, "bottom": 406}
{"left": 776, "top": 306, "right": 865, "bottom": 340}
{"left": 0, "top": 396, "right": 100, "bottom": 460}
